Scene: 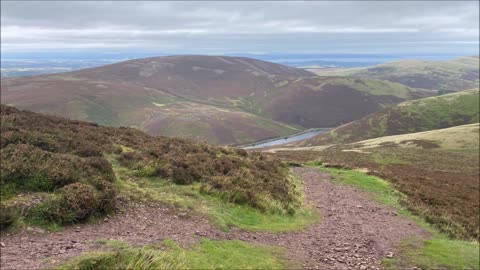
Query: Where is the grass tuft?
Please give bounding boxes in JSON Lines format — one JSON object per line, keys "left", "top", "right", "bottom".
{"left": 57, "top": 239, "right": 285, "bottom": 270}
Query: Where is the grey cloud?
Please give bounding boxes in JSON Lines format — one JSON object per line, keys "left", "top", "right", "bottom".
{"left": 1, "top": 1, "right": 478, "bottom": 53}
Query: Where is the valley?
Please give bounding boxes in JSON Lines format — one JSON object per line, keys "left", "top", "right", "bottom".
{"left": 2, "top": 1, "right": 479, "bottom": 269}
{"left": 0, "top": 55, "right": 423, "bottom": 145}
{"left": 0, "top": 55, "right": 479, "bottom": 270}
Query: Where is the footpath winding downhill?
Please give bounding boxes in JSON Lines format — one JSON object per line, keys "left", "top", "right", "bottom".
{"left": 0, "top": 168, "right": 428, "bottom": 270}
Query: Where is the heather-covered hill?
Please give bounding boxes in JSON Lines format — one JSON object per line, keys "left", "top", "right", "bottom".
{"left": 309, "top": 56, "right": 480, "bottom": 93}
{"left": 256, "top": 76, "right": 419, "bottom": 128}
{"left": 0, "top": 73, "right": 300, "bottom": 145}
{"left": 1, "top": 55, "right": 422, "bottom": 144}
{"left": 293, "top": 89, "right": 479, "bottom": 147}
{"left": 0, "top": 105, "right": 300, "bottom": 230}
{"left": 72, "top": 55, "right": 315, "bottom": 100}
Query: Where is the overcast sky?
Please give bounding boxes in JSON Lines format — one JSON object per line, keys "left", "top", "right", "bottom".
{"left": 1, "top": 1, "right": 479, "bottom": 55}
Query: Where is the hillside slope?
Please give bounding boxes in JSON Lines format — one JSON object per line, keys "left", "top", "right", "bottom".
{"left": 257, "top": 76, "right": 418, "bottom": 128}
{"left": 309, "top": 56, "right": 479, "bottom": 92}
{"left": 1, "top": 55, "right": 420, "bottom": 143}
{"left": 0, "top": 105, "right": 300, "bottom": 230}
{"left": 294, "top": 89, "right": 479, "bottom": 147}
{"left": 270, "top": 123, "right": 480, "bottom": 240}
{"left": 0, "top": 67, "right": 301, "bottom": 145}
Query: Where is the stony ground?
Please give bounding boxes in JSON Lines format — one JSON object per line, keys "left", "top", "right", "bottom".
{"left": 0, "top": 168, "right": 429, "bottom": 269}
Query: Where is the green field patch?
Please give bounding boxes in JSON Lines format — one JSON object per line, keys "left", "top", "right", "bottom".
{"left": 384, "top": 237, "right": 479, "bottom": 270}
{"left": 57, "top": 239, "right": 286, "bottom": 270}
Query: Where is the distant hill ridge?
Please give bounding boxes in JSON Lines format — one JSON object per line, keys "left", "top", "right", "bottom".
{"left": 308, "top": 56, "right": 479, "bottom": 92}
{"left": 2, "top": 55, "right": 422, "bottom": 144}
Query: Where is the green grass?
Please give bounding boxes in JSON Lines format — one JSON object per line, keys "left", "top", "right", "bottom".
{"left": 111, "top": 157, "right": 319, "bottom": 233}
{"left": 207, "top": 197, "right": 319, "bottom": 232}
{"left": 184, "top": 239, "right": 285, "bottom": 269}
{"left": 384, "top": 237, "right": 480, "bottom": 270}
{"left": 314, "top": 166, "right": 408, "bottom": 211}
{"left": 57, "top": 239, "right": 286, "bottom": 270}
{"left": 399, "top": 89, "right": 479, "bottom": 130}
{"left": 310, "top": 164, "right": 479, "bottom": 270}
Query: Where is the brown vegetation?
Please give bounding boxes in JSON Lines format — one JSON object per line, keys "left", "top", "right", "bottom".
{"left": 269, "top": 144, "right": 480, "bottom": 240}
{"left": 1, "top": 56, "right": 421, "bottom": 144}
{"left": 0, "top": 105, "right": 297, "bottom": 229}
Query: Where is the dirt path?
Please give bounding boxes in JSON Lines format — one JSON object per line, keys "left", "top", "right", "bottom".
{"left": 0, "top": 167, "right": 428, "bottom": 269}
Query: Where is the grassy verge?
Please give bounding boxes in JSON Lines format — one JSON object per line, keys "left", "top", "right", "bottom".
{"left": 383, "top": 237, "right": 479, "bottom": 270}
{"left": 112, "top": 157, "right": 319, "bottom": 232}
{"left": 308, "top": 164, "right": 479, "bottom": 270}
{"left": 56, "top": 239, "right": 286, "bottom": 270}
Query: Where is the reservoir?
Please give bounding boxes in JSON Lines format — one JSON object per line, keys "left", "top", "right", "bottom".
{"left": 242, "top": 128, "right": 330, "bottom": 149}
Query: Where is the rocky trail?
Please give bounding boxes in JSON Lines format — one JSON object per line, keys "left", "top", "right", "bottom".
{"left": 0, "top": 168, "right": 429, "bottom": 269}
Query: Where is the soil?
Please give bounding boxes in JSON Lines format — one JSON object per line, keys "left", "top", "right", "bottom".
{"left": 0, "top": 168, "right": 429, "bottom": 270}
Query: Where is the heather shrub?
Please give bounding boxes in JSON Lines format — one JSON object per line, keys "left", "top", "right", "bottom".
{"left": 116, "top": 141, "right": 298, "bottom": 213}
{"left": 83, "top": 157, "right": 116, "bottom": 182}
{"left": 1, "top": 105, "right": 300, "bottom": 221}
{"left": 74, "top": 143, "right": 103, "bottom": 157}
{"left": 60, "top": 183, "right": 100, "bottom": 220}
{"left": 93, "top": 180, "right": 116, "bottom": 213}
{"left": 0, "top": 144, "right": 76, "bottom": 192}
{"left": 33, "top": 183, "right": 101, "bottom": 224}
{"left": 0, "top": 144, "right": 109, "bottom": 194}
{"left": 0, "top": 205, "right": 18, "bottom": 229}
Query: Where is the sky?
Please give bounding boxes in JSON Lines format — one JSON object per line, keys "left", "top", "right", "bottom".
{"left": 1, "top": 1, "right": 479, "bottom": 56}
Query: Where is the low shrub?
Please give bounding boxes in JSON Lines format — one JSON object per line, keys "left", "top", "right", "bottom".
{"left": 32, "top": 183, "right": 103, "bottom": 224}
{"left": 60, "top": 183, "right": 100, "bottom": 221}
{"left": 117, "top": 142, "right": 298, "bottom": 214}
{"left": 0, "top": 205, "right": 19, "bottom": 230}
{"left": 1, "top": 105, "right": 299, "bottom": 224}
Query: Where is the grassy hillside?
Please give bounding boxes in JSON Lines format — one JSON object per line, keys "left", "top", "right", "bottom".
{"left": 309, "top": 56, "right": 480, "bottom": 92}
{"left": 1, "top": 55, "right": 420, "bottom": 144}
{"left": 350, "top": 123, "right": 479, "bottom": 150}
{"left": 269, "top": 124, "right": 480, "bottom": 240}
{"left": 0, "top": 105, "right": 309, "bottom": 231}
{"left": 295, "top": 89, "right": 479, "bottom": 146}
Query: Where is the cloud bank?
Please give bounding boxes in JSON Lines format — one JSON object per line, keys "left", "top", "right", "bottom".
{"left": 1, "top": 1, "right": 479, "bottom": 54}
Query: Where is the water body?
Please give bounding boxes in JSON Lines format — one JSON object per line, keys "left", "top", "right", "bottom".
{"left": 243, "top": 128, "right": 330, "bottom": 149}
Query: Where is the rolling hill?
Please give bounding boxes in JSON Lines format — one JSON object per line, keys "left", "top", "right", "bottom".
{"left": 1, "top": 55, "right": 420, "bottom": 144}
{"left": 293, "top": 89, "right": 479, "bottom": 147}
{"left": 308, "top": 56, "right": 480, "bottom": 93}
